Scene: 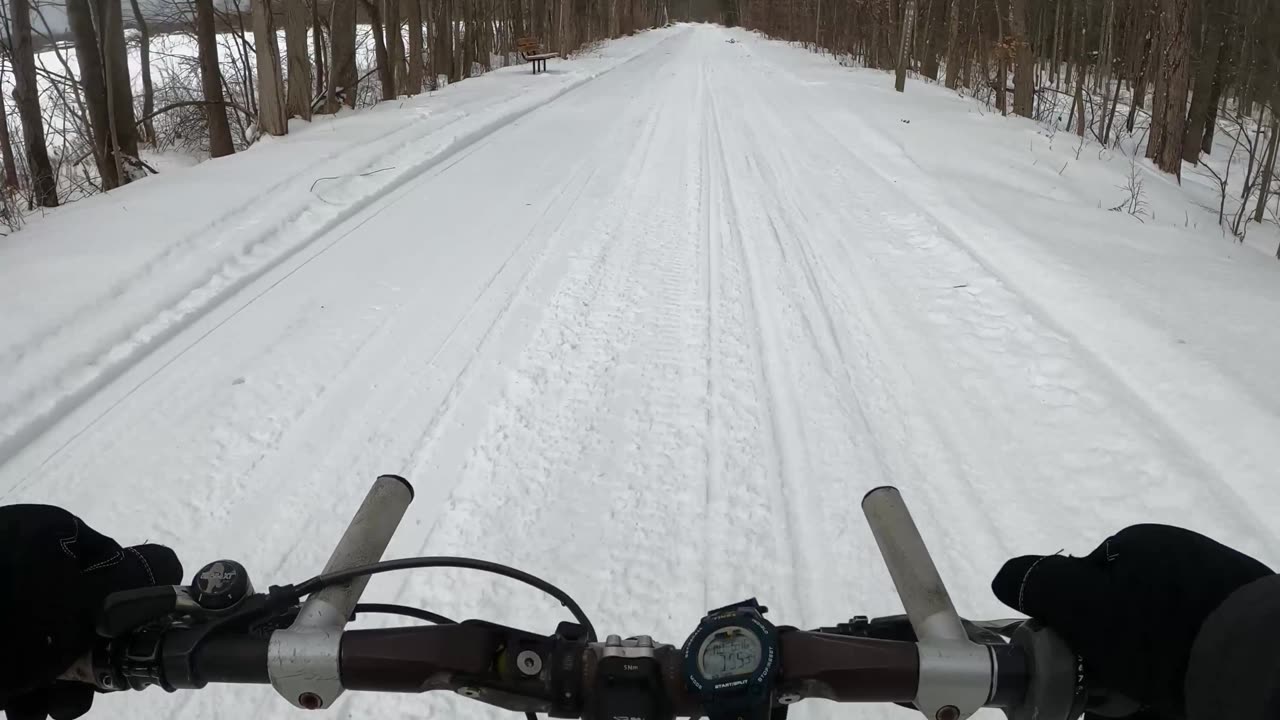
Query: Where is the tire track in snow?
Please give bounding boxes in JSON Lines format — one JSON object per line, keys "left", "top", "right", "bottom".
{"left": 704, "top": 57, "right": 816, "bottom": 623}
{"left": 0, "top": 27, "right": 695, "bottom": 474}
{"left": 696, "top": 49, "right": 721, "bottom": 614}
{"left": 374, "top": 35, "right": 720, "bottom": 644}
{"left": 804, "top": 109, "right": 1279, "bottom": 547}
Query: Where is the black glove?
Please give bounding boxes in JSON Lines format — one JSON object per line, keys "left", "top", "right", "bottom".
{"left": 0, "top": 505, "right": 182, "bottom": 720}
{"left": 992, "top": 524, "right": 1272, "bottom": 720}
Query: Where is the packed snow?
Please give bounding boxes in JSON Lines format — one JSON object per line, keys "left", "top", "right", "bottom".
{"left": 2, "top": 22, "right": 1280, "bottom": 720}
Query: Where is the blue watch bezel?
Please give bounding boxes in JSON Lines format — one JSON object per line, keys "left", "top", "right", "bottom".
{"left": 681, "top": 603, "right": 779, "bottom": 712}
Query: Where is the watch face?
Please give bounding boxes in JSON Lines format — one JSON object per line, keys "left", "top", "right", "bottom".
{"left": 696, "top": 626, "right": 763, "bottom": 681}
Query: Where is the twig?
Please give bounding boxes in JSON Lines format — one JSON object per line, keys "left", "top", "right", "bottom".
{"left": 309, "top": 165, "right": 397, "bottom": 192}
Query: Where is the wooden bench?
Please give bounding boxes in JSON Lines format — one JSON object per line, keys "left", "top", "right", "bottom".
{"left": 517, "top": 37, "right": 558, "bottom": 74}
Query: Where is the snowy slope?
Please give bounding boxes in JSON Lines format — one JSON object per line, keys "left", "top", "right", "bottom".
{"left": 3, "top": 23, "right": 1280, "bottom": 720}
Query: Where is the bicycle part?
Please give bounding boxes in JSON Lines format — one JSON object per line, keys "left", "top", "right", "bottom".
{"left": 351, "top": 603, "right": 456, "bottom": 625}
{"left": 862, "top": 486, "right": 991, "bottom": 720}
{"left": 297, "top": 556, "right": 597, "bottom": 641}
{"left": 191, "top": 560, "right": 253, "bottom": 610}
{"left": 269, "top": 474, "right": 413, "bottom": 709}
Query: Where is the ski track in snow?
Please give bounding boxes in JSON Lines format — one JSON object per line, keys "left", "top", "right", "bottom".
{"left": 1, "top": 24, "right": 1277, "bottom": 720}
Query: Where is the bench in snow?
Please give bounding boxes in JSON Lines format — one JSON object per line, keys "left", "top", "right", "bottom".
{"left": 518, "top": 37, "right": 558, "bottom": 74}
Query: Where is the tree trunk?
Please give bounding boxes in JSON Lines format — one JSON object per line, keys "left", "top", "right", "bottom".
{"left": 364, "top": 0, "right": 394, "bottom": 98}
{"left": 407, "top": 0, "right": 426, "bottom": 93}
{"left": 1095, "top": 0, "right": 1114, "bottom": 98}
{"left": 1102, "top": 61, "right": 1123, "bottom": 144}
{"left": 10, "top": 0, "right": 58, "bottom": 206}
{"left": 328, "top": 0, "right": 358, "bottom": 111}
{"left": 895, "top": 0, "right": 914, "bottom": 92}
{"left": 1009, "top": 0, "right": 1033, "bottom": 118}
{"left": 253, "top": 0, "right": 288, "bottom": 135}
{"left": 995, "top": 0, "right": 1007, "bottom": 115}
{"left": 1201, "top": 62, "right": 1226, "bottom": 154}
{"left": 0, "top": 85, "right": 21, "bottom": 190}
{"left": 1072, "top": 0, "right": 1084, "bottom": 136}
{"left": 1064, "top": 0, "right": 1076, "bottom": 88}
{"left": 943, "top": 0, "right": 960, "bottom": 88}
{"left": 919, "top": 0, "right": 946, "bottom": 79}
{"left": 386, "top": 0, "right": 406, "bottom": 95}
{"left": 1146, "top": 21, "right": 1166, "bottom": 159}
{"left": 67, "top": 0, "right": 119, "bottom": 187}
{"left": 101, "top": 0, "right": 139, "bottom": 160}
{"left": 313, "top": 0, "right": 326, "bottom": 99}
{"left": 1126, "top": 31, "right": 1151, "bottom": 132}
{"left": 129, "top": 0, "right": 156, "bottom": 144}
{"left": 195, "top": 0, "right": 236, "bottom": 156}
{"left": 284, "top": 0, "right": 312, "bottom": 120}
{"left": 1154, "top": 0, "right": 1191, "bottom": 178}
{"left": 1183, "top": 4, "right": 1226, "bottom": 164}
{"left": 1255, "top": 114, "right": 1279, "bottom": 224}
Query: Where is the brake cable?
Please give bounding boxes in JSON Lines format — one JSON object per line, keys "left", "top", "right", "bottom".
{"left": 294, "top": 555, "right": 598, "bottom": 641}
{"left": 350, "top": 604, "right": 456, "bottom": 624}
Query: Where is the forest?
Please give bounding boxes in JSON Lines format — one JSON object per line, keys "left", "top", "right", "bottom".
{"left": 0, "top": 0, "right": 1277, "bottom": 244}
{"left": 726, "top": 0, "right": 1280, "bottom": 242}
{"left": 0, "top": 0, "right": 672, "bottom": 225}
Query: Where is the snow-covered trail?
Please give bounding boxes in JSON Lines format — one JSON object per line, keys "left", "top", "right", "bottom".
{"left": 1, "top": 24, "right": 1273, "bottom": 720}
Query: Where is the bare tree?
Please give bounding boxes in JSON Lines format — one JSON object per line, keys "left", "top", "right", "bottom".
{"left": 102, "top": 0, "right": 139, "bottom": 161}
{"left": 253, "top": 0, "right": 288, "bottom": 135}
{"left": 284, "top": 0, "right": 313, "bottom": 119}
{"left": 312, "top": 0, "right": 326, "bottom": 98}
{"left": 65, "top": 0, "right": 138, "bottom": 188}
{"left": 1255, "top": 112, "right": 1279, "bottom": 224}
{"left": 1008, "top": 0, "right": 1032, "bottom": 117}
{"left": 1153, "top": 0, "right": 1192, "bottom": 178}
{"left": 895, "top": 0, "right": 915, "bottom": 92}
{"left": 67, "top": 0, "right": 119, "bottom": 186}
{"left": 1183, "top": 0, "right": 1228, "bottom": 163}
{"left": 943, "top": 0, "right": 960, "bottom": 88}
{"left": 9, "top": 0, "right": 56, "bottom": 206}
{"left": 325, "top": 0, "right": 358, "bottom": 112}
{"left": 386, "top": 0, "right": 406, "bottom": 96}
{"left": 406, "top": 0, "right": 426, "bottom": 94}
{"left": 0, "top": 73, "right": 19, "bottom": 191}
{"left": 196, "top": 0, "right": 237, "bottom": 156}
{"left": 363, "top": 0, "right": 394, "bottom": 99}
{"left": 129, "top": 0, "right": 157, "bottom": 144}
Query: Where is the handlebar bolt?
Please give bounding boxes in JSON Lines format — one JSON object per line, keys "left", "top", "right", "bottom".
{"left": 935, "top": 705, "right": 960, "bottom": 720}
{"left": 517, "top": 650, "right": 544, "bottom": 676}
{"left": 459, "top": 687, "right": 482, "bottom": 699}
{"left": 298, "top": 693, "right": 323, "bottom": 710}
{"left": 778, "top": 693, "right": 801, "bottom": 705}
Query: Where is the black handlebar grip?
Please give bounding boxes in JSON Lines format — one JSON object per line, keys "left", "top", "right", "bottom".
{"left": 182, "top": 635, "right": 270, "bottom": 686}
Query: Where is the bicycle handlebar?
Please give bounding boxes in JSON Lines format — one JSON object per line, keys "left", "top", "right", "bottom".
{"left": 71, "top": 477, "right": 1115, "bottom": 720}
{"left": 95, "top": 620, "right": 1035, "bottom": 717}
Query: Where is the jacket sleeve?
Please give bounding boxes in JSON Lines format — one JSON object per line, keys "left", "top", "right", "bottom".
{"left": 1185, "top": 574, "right": 1280, "bottom": 720}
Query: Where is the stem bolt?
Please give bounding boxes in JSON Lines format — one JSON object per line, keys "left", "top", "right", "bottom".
{"left": 517, "top": 650, "right": 543, "bottom": 676}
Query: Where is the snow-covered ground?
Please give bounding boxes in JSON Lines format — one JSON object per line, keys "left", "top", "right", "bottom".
{"left": 3, "top": 23, "right": 1280, "bottom": 720}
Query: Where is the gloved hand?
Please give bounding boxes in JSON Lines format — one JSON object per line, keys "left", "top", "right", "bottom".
{"left": 0, "top": 505, "right": 182, "bottom": 720}
{"left": 992, "top": 524, "right": 1272, "bottom": 720}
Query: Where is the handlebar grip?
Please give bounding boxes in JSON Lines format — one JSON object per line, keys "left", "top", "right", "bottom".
{"left": 186, "top": 635, "right": 270, "bottom": 685}
{"left": 861, "top": 486, "right": 968, "bottom": 644}
{"left": 293, "top": 475, "right": 415, "bottom": 630}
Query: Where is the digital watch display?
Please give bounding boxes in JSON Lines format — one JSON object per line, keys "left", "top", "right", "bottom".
{"left": 682, "top": 599, "right": 779, "bottom": 720}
